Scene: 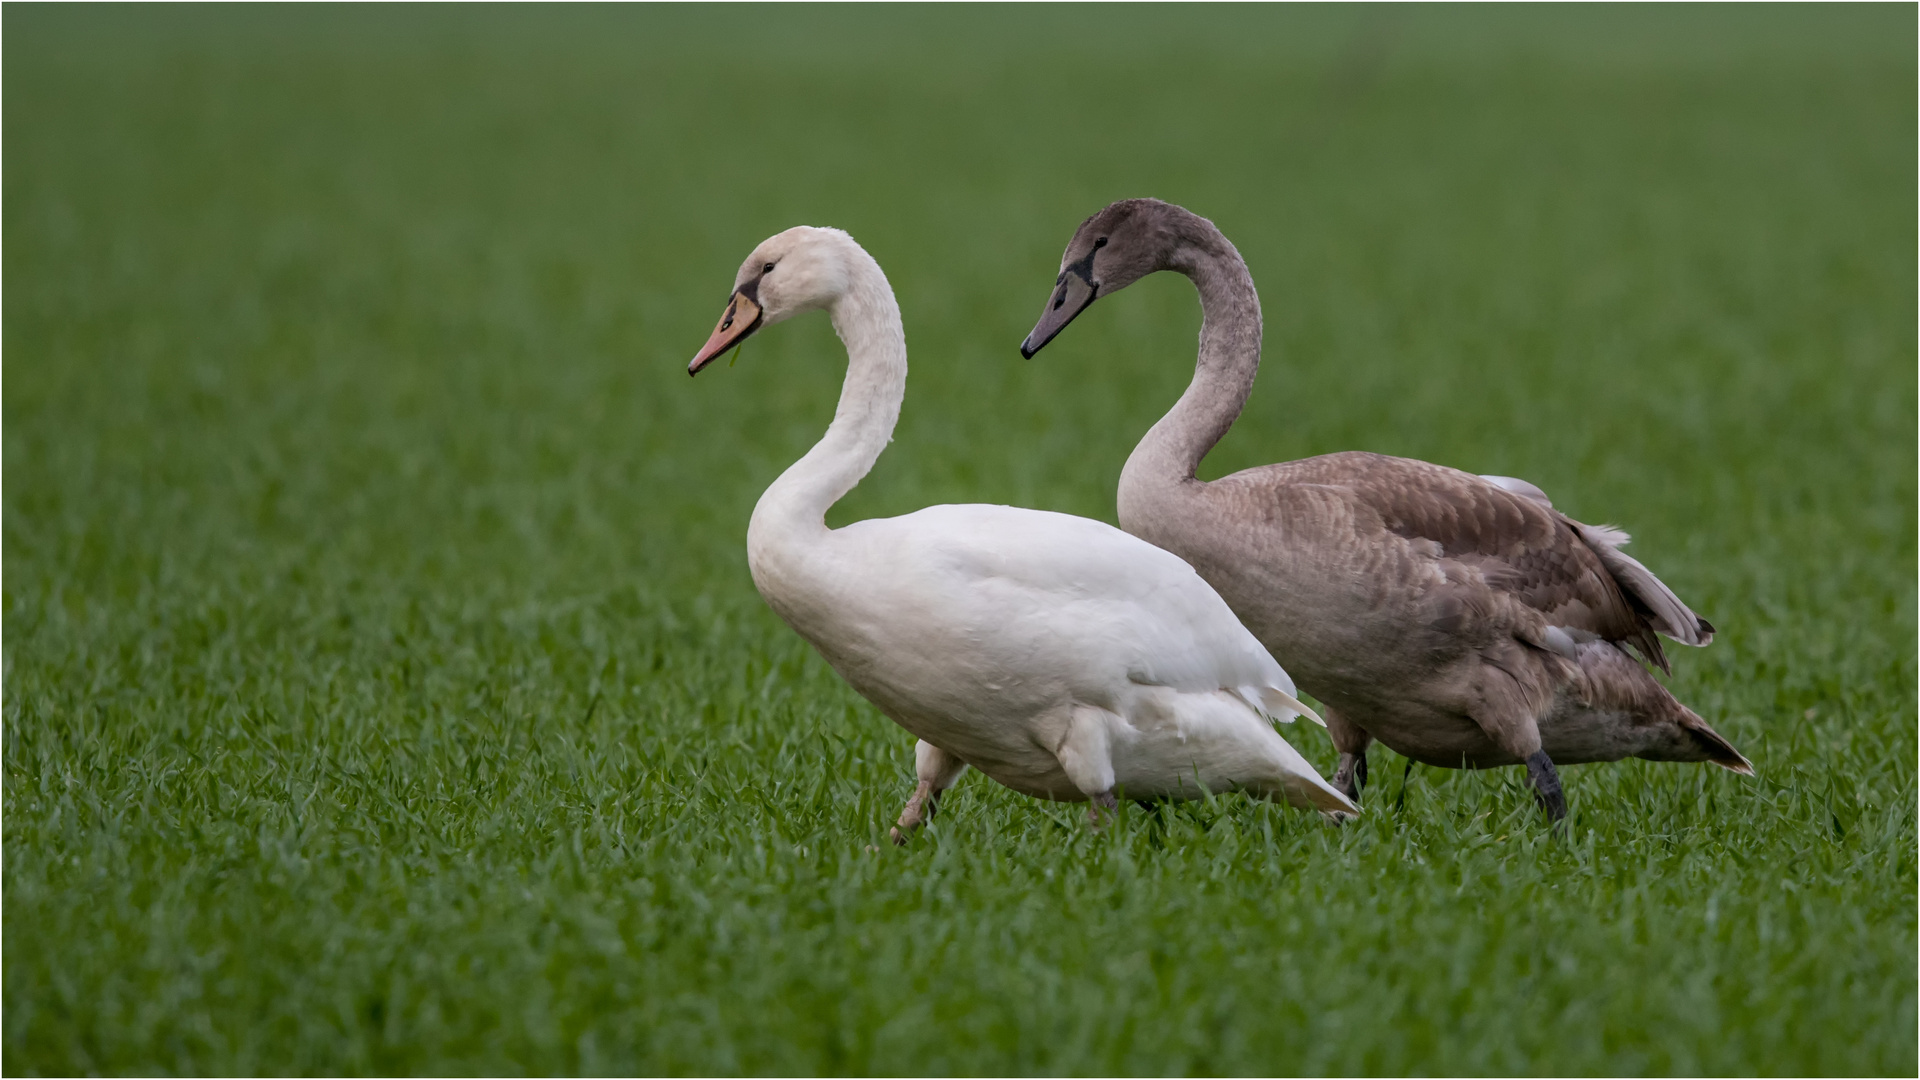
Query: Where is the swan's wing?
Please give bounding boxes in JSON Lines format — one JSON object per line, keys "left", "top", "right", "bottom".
{"left": 1566, "top": 520, "right": 1714, "bottom": 648}
{"left": 1479, "top": 474, "right": 1553, "bottom": 508}
{"left": 1121, "top": 570, "right": 1321, "bottom": 725}
{"left": 1477, "top": 474, "right": 1709, "bottom": 646}
{"left": 1251, "top": 451, "right": 1700, "bottom": 668}
{"left": 875, "top": 505, "right": 1317, "bottom": 723}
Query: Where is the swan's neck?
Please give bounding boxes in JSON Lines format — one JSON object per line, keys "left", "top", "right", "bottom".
{"left": 1119, "top": 242, "right": 1261, "bottom": 499}
{"left": 748, "top": 254, "right": 905, "bottom": 552}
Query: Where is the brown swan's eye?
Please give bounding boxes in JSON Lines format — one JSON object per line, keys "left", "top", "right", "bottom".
{"left": 763, "top": 262, "right": 776, "bottom": 273}
{"left": 1094, "top": 237, "right": 1108, "bottom": 249}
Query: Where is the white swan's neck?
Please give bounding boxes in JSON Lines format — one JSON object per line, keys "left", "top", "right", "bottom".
{"left": 1119, "top": 241, "right": 1261, "bottom": 501}
{"left": 748, "top": 249, "right": 906, "bottom": 555}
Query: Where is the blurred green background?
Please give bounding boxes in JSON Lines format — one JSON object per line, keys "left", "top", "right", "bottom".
{"left": 5, "top": 4, "right": 1913, "bottom": 1074}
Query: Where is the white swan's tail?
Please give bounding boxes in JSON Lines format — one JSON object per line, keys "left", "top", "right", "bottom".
{"left": 1235, "top": 685, "right": 1327, "bottom": 727}
{"left": 1112, "top": 690, "right": 1357, "bottom": 815}
{"left": 1277, "top": 757, "right": 1361, "bottom": 816}
{"left": 1258, "top": 719, "right": 1358, "bottom": 816}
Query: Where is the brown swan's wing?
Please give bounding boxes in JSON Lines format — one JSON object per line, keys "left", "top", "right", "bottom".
{"left": 1248, "top": 451, "right": 1705, "bottom": 671}
{"left": 1476, "top": 474, "right": 1714, "bottom": 651}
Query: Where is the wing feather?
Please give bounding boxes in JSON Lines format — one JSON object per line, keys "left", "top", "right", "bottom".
{"left": 884, "top": 504, "right": 1310, "bottom": 720}
{"left": 1239, "top": 452, "right": 1708, "bottom": 667}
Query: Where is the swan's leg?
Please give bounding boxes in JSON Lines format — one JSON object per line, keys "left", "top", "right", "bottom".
{"left": 1524, "top": 751, "right": 1567, "bottom": 821}
{"left": 890, "top": 740, "right": 969, "bottom": 845}
{"left": 1468, "top": 692, "right": 1566, "bottom": 822}
{"left": 1056, "top": 705, "right": 1120, "bottom": 830}
{"left": 1086, "top": 790, "right": 1119, "bottom": 827}
{"left": 1326, "top": 707, "right": 1374, "bottom": 803}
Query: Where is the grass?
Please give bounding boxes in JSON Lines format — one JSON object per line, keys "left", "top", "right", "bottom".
{"left": 4, "top": 5, "right": 1914, "bottom": 1075}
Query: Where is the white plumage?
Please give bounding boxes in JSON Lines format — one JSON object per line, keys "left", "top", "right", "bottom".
{"left": 687, "top": 226, "right": 1356, "bottom": 839}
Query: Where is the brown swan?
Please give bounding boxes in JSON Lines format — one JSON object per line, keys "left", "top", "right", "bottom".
{"left": 1020, "top": 198, "right": 1752, "bottom": 820}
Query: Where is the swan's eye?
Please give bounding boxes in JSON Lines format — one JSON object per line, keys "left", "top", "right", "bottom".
{"left": 763, "top": 262, "right": 776, "bottom": 273}
{"left": 1094, "top": 237, "right": 1108, "bottom": 249}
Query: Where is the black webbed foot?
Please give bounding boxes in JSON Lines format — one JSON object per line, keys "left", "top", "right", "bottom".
{"left": 1525, "top": 750, "right": 1567, "bottom": 821}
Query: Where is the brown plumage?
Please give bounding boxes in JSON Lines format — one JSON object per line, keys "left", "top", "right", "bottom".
{"left": 1021, "top": 199, "right": 1752, "bottom": 819}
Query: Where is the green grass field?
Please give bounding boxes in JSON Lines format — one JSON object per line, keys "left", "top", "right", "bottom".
{"left": 5, "top": 5, "right": 1914, "bottom": 1075}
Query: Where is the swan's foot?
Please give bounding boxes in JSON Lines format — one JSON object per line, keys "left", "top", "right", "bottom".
{"left": 1525, "top": 750, "right": 1567, "bottom": 823}
{"left": 890, "top": 779, "right": 939, "bottom": 846}
{"left": 1332, "top": 752, "right": 1368, "bottom": 803}
{"left": 890, "top": 741, "right": 971, "bottom": 846}
{"left": 1086, "top": 790, "right": 1119, "bottom": 830}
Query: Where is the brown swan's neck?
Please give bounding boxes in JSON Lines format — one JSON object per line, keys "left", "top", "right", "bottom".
{"left": 1118, "top": 234, "right": 1261, "bottom": 511}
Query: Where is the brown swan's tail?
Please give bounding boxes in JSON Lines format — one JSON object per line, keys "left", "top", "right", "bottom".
{"left": 1571, "top": 640, "right": 1753, "bottom": 774}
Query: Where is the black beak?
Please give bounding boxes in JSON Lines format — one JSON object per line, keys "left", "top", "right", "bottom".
{"left": 1020, "top": 252, "right": 1100, "bottom": 358}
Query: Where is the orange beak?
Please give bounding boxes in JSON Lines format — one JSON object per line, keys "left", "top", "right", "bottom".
{"left": 688, "top": 290, "right": 765, "bottom": 375}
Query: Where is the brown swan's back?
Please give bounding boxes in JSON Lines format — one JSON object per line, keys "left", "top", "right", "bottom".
{"left": 1216, "top": 451, "right": 1691, "bottom": 670}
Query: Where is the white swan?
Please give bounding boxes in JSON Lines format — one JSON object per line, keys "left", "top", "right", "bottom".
{"left": 1020, "top": 199, "right": 1752, "bottom": 821}
{"left": 687, "top": 226, "right": 1357, "bottom": 840}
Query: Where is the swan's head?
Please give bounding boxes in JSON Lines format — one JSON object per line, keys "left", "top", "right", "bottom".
{"left": 1019, "top": 198, "right": 1219, "bottom": 358}
{"left": 689, "top": 226, "right": 861, "bottom": 375}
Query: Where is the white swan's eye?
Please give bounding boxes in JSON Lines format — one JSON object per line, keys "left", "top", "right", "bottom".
{"left": 763, "top": 262, "right": 776, "bottom": 273}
